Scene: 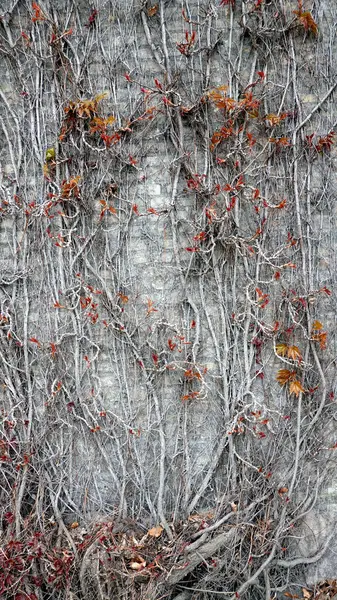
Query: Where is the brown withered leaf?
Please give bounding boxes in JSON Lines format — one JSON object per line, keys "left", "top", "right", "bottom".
{"left": 130, "top": 560, "right": 146, "bottom": 570}
{"left": 276, "top": 369, "right": 293, "bottom": 385}
{"left": 289, "top": 380, "right": 305, "bottom": 397}
{"left": 287, "top": 345, "right": 302, "bottom": 361}
{"left": 148, "top": 4, "right": 158, "bottom": 16}
{"left": 148, "top": 525, "right": 163, "bottom": 538}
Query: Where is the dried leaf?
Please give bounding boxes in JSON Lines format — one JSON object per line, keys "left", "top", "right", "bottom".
{"left": 302, "top": 589, "right": 311, "bottom": 599}
{"left": 148, "top": 525, "right": 163, "bottom": 538}
{"left": 278, "top": 487, "right": 288, "bottom": 495}
{"left": 130, "top": 560, "right": 146, "bottom": 570}
{"left": 293, "top": 10, "right": 318, "bottom": 35}
{"left": 71, "top": 522, "right": 79, "bottom": 529}
{"left": 289, "top": 380, "right": 305, "bottom": 397}
{"left": 276, "top": 343, "right": 288, "bottom": 357}
{"left": 312, "top": 320, "right": 323, "bottom": 331}
{"left": 312, "top": 331, "right": 327, "bottom": 350}
{"left": 147, "top": 4, "right": 158, "bottom": 16}
{"left": 276, "top": 369, "right": 293, "bottom": 386}
{"left": 287, "top": 345, "right": 302, "bottom": 361}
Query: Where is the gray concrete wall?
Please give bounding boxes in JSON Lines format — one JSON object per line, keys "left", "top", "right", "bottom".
{"left": 0, "top": 0, "right": 337, "bottom": 595}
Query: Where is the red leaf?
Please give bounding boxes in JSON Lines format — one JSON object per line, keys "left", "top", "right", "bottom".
{"left": 21, "top": 31, "right": 31, "bottom": 42}
{"left": 320, "top": 286, "right": 331, "bottom": 296}
{"left": 168, "top": 339, "right": 177, "bottom": 351}
{"left": 132, "top": 203, "right": 140, "bottom": 215}
{"left": 154, "top": 78, "right": 163, "bottom": 90}
{"left": 29, "top": 337, "right": 41, "bottom": 347}
{"left": 257, "top": 71, "right": 265, "bottom": 79}
{"left": 152, "top": 353, "right": 159, "bottom": 364}
{"left": 86, "top": 8, "right": 98, "bottom": 27}
{"left": 124, "top": 73, "right": 132, "bottom": 82}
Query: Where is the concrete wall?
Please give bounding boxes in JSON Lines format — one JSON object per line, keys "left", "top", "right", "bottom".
{"left": 1, "top": 0, "right": 337, "bottom": 592}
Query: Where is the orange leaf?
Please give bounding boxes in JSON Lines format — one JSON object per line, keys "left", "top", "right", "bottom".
{"left": 289, "top": 380, "right": 305, "bottom": 397}
{"left": 29, "top": 337, "right": 41, "bottom": 347}
{"left": 278, "top": 486, "right": 288, "bottom": 495}
{"left": 312, "top": 320, "right": 323, "bottom": 331}
{"left": 32, "top": 2, "right": 44, "bottom": 22}
{"left": 146, "top": 299, "right": 158, "bottom": 316}
{"left": 53, "top": 301, "right": 65, "bottom": 309}
{"left": 312, "top": 331, "right": 327, "bottom": 350}
{"left": 71, "top": 522, "right": 79, "bottom": 529}
{"left": 148, "top": 525, "right": 163, "bottom": 537}
{"left": 117, "top": 292, "right": 129, "bottom": 304}
{"left": 287, "top": 345, "right": 302, "bottom": 362}
{"left": 147, "top": 4, "right": 159, "bottom": 16}
{"left": 293, "top": 10, "right": 318, "bottom": 35}
{"left": 276, "top": 369, "right": 294, "bottom": 386}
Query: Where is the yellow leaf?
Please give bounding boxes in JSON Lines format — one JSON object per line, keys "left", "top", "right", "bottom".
{"left": 287, "top": 345, "right": 302, "bottom": 361}
{"left": 148, "top": 525, "right": 163, "bottom": 538}
{"left": 276, "top": 343, "right": 288, "bottom": 357}
{"left": 94, "top": 91, "right": 109, "bottom": 103}
{"left": 312, "top": 320, "right": 323, "bottom": 331}
{"left": 45, "top": 147, "right": 55, "bottom": 161}
{"left": 289, "top": 380, "right": 305, "bottom": 397}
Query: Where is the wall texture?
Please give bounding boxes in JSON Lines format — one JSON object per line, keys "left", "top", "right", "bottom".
{"left": 0, "top": 0, "right": 337, "bottom": 598}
